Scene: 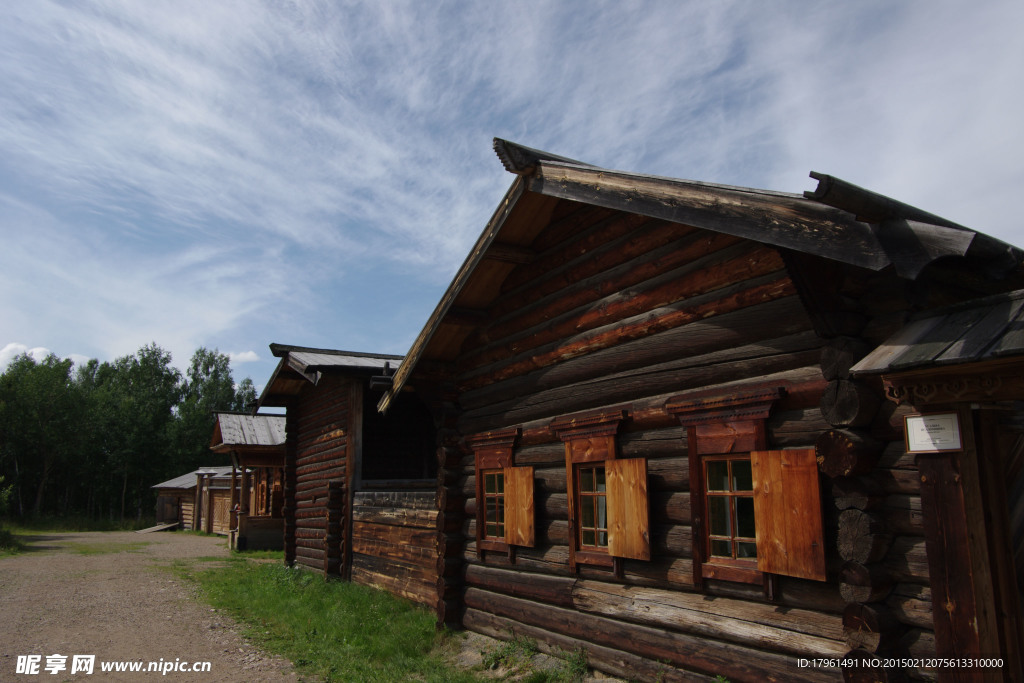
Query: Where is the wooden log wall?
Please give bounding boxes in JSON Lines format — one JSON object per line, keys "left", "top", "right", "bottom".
{"left": 351, "top": 490, "right": 438, "bottom": 606}
{"left": 289, "top": 375, "right": 353, "bottom": 576}
{"left": 808, "top": 292, "right": 938, "bottom": 681}
{"left": 435, "top": 208, "right": 869, "bottom": 681}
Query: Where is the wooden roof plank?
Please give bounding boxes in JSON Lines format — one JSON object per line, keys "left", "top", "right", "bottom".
{"left": 934, "top": 297, "right": 1024, "bottom": 364}
{"left": 849, "top": 316, "right": 945, "bottom": 374}
{"left": 888, "top": 307, "right": 991, "bottom": 370}
{"left": 986, "top": 304, "right": 1024, "bottom": 358}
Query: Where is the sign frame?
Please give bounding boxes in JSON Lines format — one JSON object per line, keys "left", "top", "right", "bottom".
{"left": 904, "top": 412, "right": 963, "bottom": 454}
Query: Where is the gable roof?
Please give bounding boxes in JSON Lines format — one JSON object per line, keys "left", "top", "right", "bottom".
{"left": 152, "top": 465, "right": 235, "bottom": 491}
{"left": 378, "top": 138, "right": 1022, "bottom": 411}
{"left": 851, "top": 288, "right": 1024, "bottom": 376}
{"left": 259, "top": 344, "right": 403, "bottom": 409}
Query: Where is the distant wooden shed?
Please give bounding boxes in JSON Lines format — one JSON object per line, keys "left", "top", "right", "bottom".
{"left": 209, "top": 412, "right": 286, "bottom": 551}
{"left": 258, "top": 345, "right": 438, "bottom": 605}
{"left": 375, "top": 139, "right": 1024, "bottom": 681}
{"left": 152, "top": 465, "right": 236, "bottom": 533}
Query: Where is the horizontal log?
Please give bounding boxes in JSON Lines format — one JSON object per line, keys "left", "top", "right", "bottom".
{"left": 463, "top": 607, "right": 718, "bottom": 683}
{"left": 464, "top": 563, "right": 577, "bottom": 608}
{"left": 463, "top": 587, "right": 837, "bottom": 682}
{"left": 461, "top": 240, "right": 779, "bottom": 377}
{"left": 886, "top": 583, "right": 934, "bottom": 630}
{"left": 883, "top": 536, "right": 930, "bottom": 584}
{"left": 571, "top": 580, "right": 847, "bottom": 658}
{"left": 351, "top": 506, "right": 437, "bottom": 529}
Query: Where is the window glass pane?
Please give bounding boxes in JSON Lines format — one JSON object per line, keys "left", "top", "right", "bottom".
{"left": 597, "top": 530, "right": 608, "bottom": 547}
{"left": 486, "top": 523, "right": 499, "bottom": 537}
{"left": 736, "top": 496, "right": 756, "bottom": 538}
{"left": 597, "top": 495, "right": 607, "bottom": 529}
{"left": 582, "top": 529, "right": 595, "bottom": 547}
{"left": 732, "top": 460, "right": 753, "bottom": 492}
{"left": 497, "top": 472, "right": 504, "bottom": 494}
{"left": 708, "top": 495, "right": 731, "bottom": 537}
{"left": 582, "top": 498, "right": 594, "bottom": 527}
{"left": 595, "top": 467, "right": 606, "bottom": 493}
{"left": 484, "top": 472, "right": 497, "bottom": 494}
{"left": 496, "top": 498, "right": 504, "bottom": 524}
{"left": 580, "top": 467, "right": 593, "bottom": 492}
{"left": 706, "top": 461, "right": 729, "bottom": 491}
{"left": 486, "top": 501, "right": 497, "bottom": 524}
{"left": 711, "top": 539, "right": 731, "bottom": 557}
{"left": 737, "top": 541, "right": 757, "bottom": 559}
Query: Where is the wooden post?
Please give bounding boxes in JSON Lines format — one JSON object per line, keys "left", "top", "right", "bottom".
{"left": 915, "top": 407, "right": 998, "bottom": 680}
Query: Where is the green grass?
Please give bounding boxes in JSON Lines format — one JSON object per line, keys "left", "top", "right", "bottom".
{"left": 1, "top": 515, "right": 155, "bottom": 532}
{"left": 177, "top": 558, "right": 480, "bottom": 682}
{"left": 0, "top": 525, "right": 22, "bottom": 555}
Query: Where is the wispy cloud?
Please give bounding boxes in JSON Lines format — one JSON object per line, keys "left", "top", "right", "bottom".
{"left": 2, "top": 0, "right": 1022, "bottom": 382}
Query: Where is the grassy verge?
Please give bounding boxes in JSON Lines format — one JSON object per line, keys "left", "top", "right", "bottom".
{"left": 176, "top": 557, "right": 480, "bottom": 682}
{"left": 1, "top": 515, "right": 156, "bottom": 532}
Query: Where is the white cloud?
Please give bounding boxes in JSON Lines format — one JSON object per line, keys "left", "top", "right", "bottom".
{"left": 1, "top": 343, "right": 53, "bottom": 369}
{"left": 229, "top": 351, "right": 260, "bottom": 364}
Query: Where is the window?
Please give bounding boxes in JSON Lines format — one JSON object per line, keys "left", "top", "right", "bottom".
{"left": 668, "top": 387, "right": 826, "bottom": 587}
{"left": 577, "top": 464, "right": 608, "bottom": 550}
{"left": 552, "top": 408, "right": 650, "bottom": 571}
{"left": 482, "top": 470, "right": 505, "bottom": 541}
{"left": 704, "top": 456, "right": 757, "bottom": 565}
{"left": 468, "top": 428, "right": 534, "bottom": 556}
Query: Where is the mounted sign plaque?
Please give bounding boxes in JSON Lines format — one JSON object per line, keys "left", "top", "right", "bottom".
{"left": 905, "top": 412, "right": 962, "bottom": 453}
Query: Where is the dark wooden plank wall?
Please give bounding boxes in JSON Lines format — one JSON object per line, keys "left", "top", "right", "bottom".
{"left": 435, "top": 208, "right": 937, "bottom": 681}
{"left": 291, "top": 375, "right": 351, "bottom": 575}
{"left": 351, "top": 490, "right": 438, "bottom": 606}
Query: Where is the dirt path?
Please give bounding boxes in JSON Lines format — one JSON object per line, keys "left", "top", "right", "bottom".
{"left": 0, "top": 530, "right": 297, "bottom": 682}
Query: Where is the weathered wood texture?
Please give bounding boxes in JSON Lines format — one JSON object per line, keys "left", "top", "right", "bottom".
{"left": 289, "top": 375, "right": 352, "bottom": 575}
{"left": 350, "top": 490, "right": 439, "bottom": 606}
{"left": 409, "top": 194, "right": 995, "bottom": 679}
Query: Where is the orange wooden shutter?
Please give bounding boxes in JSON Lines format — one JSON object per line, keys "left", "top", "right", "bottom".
{"left": 751, "top": 449, "right": 826, "bottom": 581}
{"left": 504, "top": 466, "right": 535, "bottom": 547}
{"left": 606, "top": 458, "right": 651, "bottom": 561}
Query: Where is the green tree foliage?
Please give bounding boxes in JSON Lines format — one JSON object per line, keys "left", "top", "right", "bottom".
{"left": 0, "top": 344, "right": 256, "bottom": 521}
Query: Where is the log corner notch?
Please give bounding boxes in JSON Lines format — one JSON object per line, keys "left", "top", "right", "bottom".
{"left": 815, "top": 429, "right": 884, "bottom": 479}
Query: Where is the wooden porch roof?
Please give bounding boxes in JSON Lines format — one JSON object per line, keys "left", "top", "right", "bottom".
{"left": 851, "top": 289, "right": 1024, "bottom": 376}
{"left": 258, "top": 343, "right": 403, "bottom": 409}
{"left": 209, "top": 412, "right": 286, "bottom": 453}
{"left": 379, "top": 138, "right": 1023, "bottom": 412}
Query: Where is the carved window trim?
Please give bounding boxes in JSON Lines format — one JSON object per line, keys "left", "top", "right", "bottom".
{"left": 551, "top": 408, "right": 650, "bottom": 572}
{"left": 467, "top": 428, "right": 534, "bottom": 557}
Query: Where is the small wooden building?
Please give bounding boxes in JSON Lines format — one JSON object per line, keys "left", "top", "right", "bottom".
{"left": 209, "top": 412, "right": 287, "bottom": 551}
{"left": 152, "top": 465, "right": 236, "bottom": 533}
{"left": 375, "top": 139, "right": 1024, "bottom": 681}
{"left": 258, "top": 345, "right": 439, "bottom": 605}
{"left": 152, "top": 470, "right": 200, "bottom": 528}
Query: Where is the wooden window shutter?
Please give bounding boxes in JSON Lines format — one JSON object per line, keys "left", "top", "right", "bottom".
{"left": 503, "top": 466, "right": 535, "bottom": 547}
{"left": 607, "top": 458, "right": 650, "bottom": 561}
{"left": 751, "top": 449, "right": 826, "bottom": 581}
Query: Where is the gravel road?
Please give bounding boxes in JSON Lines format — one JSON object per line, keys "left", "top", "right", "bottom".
{"left": 0, "top": 530, "right": 297, "bottom": 682}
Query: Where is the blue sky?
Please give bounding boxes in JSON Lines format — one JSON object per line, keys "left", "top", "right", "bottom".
{"left": 2, "top": 1, "right": 1023, "bottom": 391}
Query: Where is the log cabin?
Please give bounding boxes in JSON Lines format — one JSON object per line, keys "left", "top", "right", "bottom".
{"left": 375, "top": 139, "right": 1024, "bottom": 682}
{"left": 257, "top": 345, "right": 439, "bottom": 605}
{"left": 209, "top": 411, "right": 286, "bottom": 550}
